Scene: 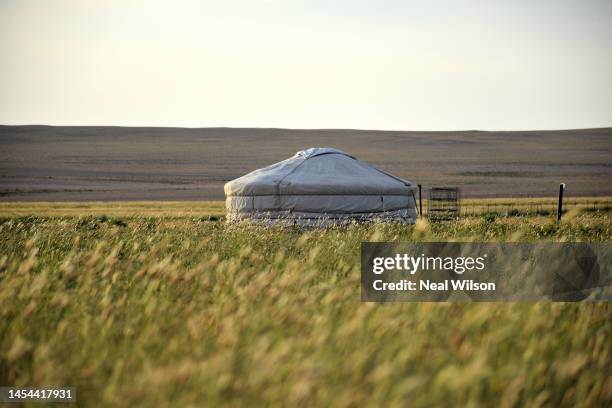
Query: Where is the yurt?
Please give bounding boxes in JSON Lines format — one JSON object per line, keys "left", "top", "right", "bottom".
{"left": 224, "top": 148, "right": 417, "bottom": 225}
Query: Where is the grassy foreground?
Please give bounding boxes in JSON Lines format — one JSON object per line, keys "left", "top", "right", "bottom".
{"left": 0, "top": 206, "right": 611, "bottom": 406}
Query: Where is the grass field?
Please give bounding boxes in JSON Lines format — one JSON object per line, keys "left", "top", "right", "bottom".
{"left": 1, "top": 197, "right": 610, "bottom": 219}
{"left": 1, "top": 202, "right": 611, "bottom": 406}
{"left": 0, "top": 201, "right": 225, "bottom": 218}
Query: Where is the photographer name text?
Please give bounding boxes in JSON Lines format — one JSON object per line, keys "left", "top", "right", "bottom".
{"left": 373, "top": 279, "right": 496, "bottom": 291}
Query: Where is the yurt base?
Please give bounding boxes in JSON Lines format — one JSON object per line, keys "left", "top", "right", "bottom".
{"left": 226, "top": 209, "right": 416, "bottom": 227}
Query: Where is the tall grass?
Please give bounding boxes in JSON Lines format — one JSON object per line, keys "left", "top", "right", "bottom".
{"left": 0, "top": 212, "right": 611, "bottom": 406}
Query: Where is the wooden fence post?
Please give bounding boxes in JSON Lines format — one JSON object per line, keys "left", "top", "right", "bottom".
{"left": 557, "top": 183, "right": 565, "bottom": 221}
{"left": 418, "top": 184, "right": 423, "bottom": 218}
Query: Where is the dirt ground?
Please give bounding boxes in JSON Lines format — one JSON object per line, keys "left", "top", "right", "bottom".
{"left": 1, "top": 125, "right": 610, "bottom": 200}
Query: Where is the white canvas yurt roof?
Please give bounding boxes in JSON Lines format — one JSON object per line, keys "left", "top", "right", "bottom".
{"left": 225, "top": 148, "right": 417, "bottom": 225}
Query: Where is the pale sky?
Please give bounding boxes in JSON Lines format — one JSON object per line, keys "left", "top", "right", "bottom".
{"left": 1, "top": 0, "right": 611, "bottom": 130}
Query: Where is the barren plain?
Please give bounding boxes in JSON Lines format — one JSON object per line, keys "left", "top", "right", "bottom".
{"left": 1, "top": 126, "right": 610, "bottom": 200}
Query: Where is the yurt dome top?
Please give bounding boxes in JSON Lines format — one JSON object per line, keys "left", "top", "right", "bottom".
{"left": 294, "top": 147, "right": 355, "bottom": 159}
{"left": 224, "top": 147, "right": 416, "bottom": 197}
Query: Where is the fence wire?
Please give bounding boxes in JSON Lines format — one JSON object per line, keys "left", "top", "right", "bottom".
{"left": 421, "top": 197, "right": 611, "bottom": 218}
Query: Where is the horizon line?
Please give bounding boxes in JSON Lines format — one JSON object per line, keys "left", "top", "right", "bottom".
{"left": 1, "top": 123, "right": 612, "bottom": 133}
